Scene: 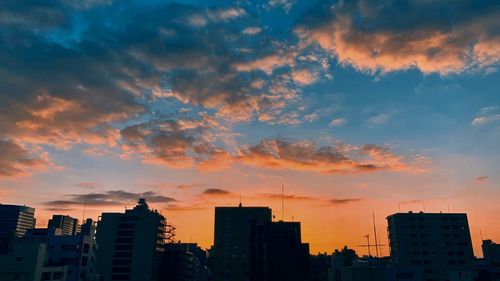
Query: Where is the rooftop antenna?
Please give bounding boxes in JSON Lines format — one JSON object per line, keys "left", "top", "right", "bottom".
{"left": 372, "top": 211, "right": 379, "bottom": 257}
{"left": 281, "top": 184, "right": 284, "bottom": 221}
{"left": 239, "top": 194, "right": 242, "bottom": 207}
{"left": 398, "top": 203, "right": 401, "bottom": 212}
{"left": 359, "top": 234, "right": 371, "bottom": 257}
{"left": 447, "top": 203, "right": 450, "bottom": 213}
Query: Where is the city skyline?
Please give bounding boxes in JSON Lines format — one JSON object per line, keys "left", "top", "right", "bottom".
{"left": 1, "top": 0, "right": 499, "bottom": 258}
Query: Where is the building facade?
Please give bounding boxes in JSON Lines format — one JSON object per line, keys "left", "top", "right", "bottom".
{"left": 162, "top": 243, "right": 208, "bottom": 281}
{"left": 25, "top": 219, "right": 98, "bottom": 281}
{"left": 387, "top": 212, "right": 475, "bottom": 281}
{"left": 250, "top": 221, "right": 310, "bottom": 281}
{"left": 211, "top": 205, "right": 272, "bottom": 281}
{"left": 0, "top": 204, "right": 36, "bottom": 253}
{"left": 48, "top": 215, "right": 81, "bottom": 236}
{"left": 0, "top": 238, "right": 68, "bottom": 281}
{"left": 95, "top": 199, "right": 166, "bottom": 281}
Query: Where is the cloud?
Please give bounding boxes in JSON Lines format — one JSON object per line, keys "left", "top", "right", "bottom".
{"left": 291, "top": 69, "right": 318, "bottom": 85}
{"left": 295, "top": 0, "right": 500, "bottom": 75}
{"left": 120, "top": 113, "right": 235, "bottom": 169}
{"left": 201, "top": 188, "right": 234, "bottom": 197}
{"left": 163, "top": 203, "right": 207, "bottom": 212}
{"left": 236, "top": 138, "right": 424, "bottom": 174}
{"left": 329, "top": 118, "right": 346, "bottom": 127}
{"left": 366, "top": 113, "right": 391, "bottom": 126}
{"left": 0, "top": 139, "right": 51, "bottom": 178}
{"left": 268, "top": 0, "right": 295, "bottom": 12}
{"left": 0, "top": 0, "right": 313, "bottom": 170}
{"left": 328, "top": 198, "right": 362, "bottom": 205}
{"left": 258, "top": 193, "right": 316, "bottom": 201}
{"left": 472, "top": 106, "right": 500, "bottom": 126}
{"left": 475, "top": 176, "right": 489, "bottom": 183}
{"left": 43, "top": 190, "right": 176, "bottom": 208}
{"left": 242, "top": 27, "right": 262, "bottom": 35}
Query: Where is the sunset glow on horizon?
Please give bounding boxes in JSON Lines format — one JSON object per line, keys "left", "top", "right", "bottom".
{"left": 1, "top": 0, "right": 499, "bottom": 258}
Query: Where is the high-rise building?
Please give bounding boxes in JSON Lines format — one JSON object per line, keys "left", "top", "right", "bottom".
{"left": 0, "top": 204, "right": 36, "bottom": 253}
{"left": 211, "top": 205, "right": 272, "bottom": 281}
{"left": 387, "top": 212, "right": 475, "bottom": 281}
{"left": 250, "top": 221, "right": 311, "bottom": 281}
{"left": 95, "top": 199, "right": 166, "bottom": 281}
{"left": 48, "top": 215, "right": 81, "bottom": 235}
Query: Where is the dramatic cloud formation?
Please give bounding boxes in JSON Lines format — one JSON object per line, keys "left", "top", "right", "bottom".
{"left": 43, "top": 190, "right": 176, "bottom": 208}
{"left": 236, "top": 138, "right": 423, "bottom": 174}
{"left": 0, "top": 139, "right": 50, "bottom": 178}
{"left": 295, "top": 0, "right": 500, "bottom": 75}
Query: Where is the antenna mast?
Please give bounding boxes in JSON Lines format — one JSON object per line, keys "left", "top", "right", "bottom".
{"left": 372, "top": 212, "right": 379, "bottom": 257}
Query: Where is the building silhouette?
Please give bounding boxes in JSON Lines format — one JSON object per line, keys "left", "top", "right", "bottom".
{"left": 249, "top": 221, "right": 310, "bottom": 281}
{"left": 48, "top": 215, "right": 81, "bottom": 236}
{"left": 25, "top": 219, "right": 98, "bottom": 281}
{"left": 387, "top": 212, "right": 475, "bottom": 281}
{"left": 0, "top": 238, "right": 68, "bottom": 281}
{"left": 95, "top": 198, "right": 166, "bottom": 281}
{"left": 210, "top": 205, "right": 272, "bottom": 281}
{"left": 0, "top": 204, "right": 36, "bottom": 253}
{"left": 483, "top": 240, "right": 500, "bottom": 267}
{"left": 162, "top": 242, "right": 209, "bottom": 281}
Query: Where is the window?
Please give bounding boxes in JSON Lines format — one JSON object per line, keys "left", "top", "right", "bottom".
{"left": 15, "top": 257, "right": 23, "bottom": 262}
{"left": 81, "top": 256, "right": 88, "bottom": 266}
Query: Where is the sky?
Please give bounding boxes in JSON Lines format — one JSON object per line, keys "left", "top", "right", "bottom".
{"left": 0, "top": 0, "right": 499, "bottom": 256}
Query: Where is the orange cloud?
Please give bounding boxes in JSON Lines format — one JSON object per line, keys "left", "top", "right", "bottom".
{"left": 295, "top": 1, "right": 500, "bottom": 75}
{"left": 236, "top": 138, "right": 424, "bottom": 174}
{"left": 0, "top": 139, "right": 52, "bottom": 178}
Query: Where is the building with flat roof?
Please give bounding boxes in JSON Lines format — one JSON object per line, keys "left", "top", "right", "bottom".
{"left": 95, "top": 199, "right": 166, "bottom": 281}
{"left": 0, "top": 204, "right": 36, "bottom": 253}
{"left": 483, "top": 240, "right": 500, "bottom": 266}
{"left": 250, "top": 221, "right": 310, "bottom": 281}
{"left": 48, "top": 215, "right": 80, "bottom": 236}
{"left": 0, "top": 238, "right": 68, "bottom": 281}
{"left": 211, "top": 205, "right": 272, "bottom": 281}
{"left": 387, "top": 212, "right": 475, "bottom": 281}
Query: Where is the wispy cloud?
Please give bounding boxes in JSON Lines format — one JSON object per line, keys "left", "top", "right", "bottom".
{"left": 43, "top": 190, "right": 176, "bottom": 208}
{"left": 329, "top": 118, "right": 346, "bottom": 127}
{"left": 472, "top": 106, "right": 500, "bottom": 126}
{"left": 475, "top": 176, "right": 489, "bottom": 183}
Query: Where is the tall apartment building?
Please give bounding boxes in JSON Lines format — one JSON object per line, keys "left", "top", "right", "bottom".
{"left": 95, "top": 199, "right": 166, "bottom": 281}
{"left": 250, "top": 221, "right": 310, "bottom": 281}
{"left": 0, "top": 204, "right": 36, "bottom": 253}
{"left": 211, "top": 205, "right": 272, "bottom": 281}
{"left": 387, "top": 212, "right": 475, "bottom": 281}
{"left": 48, "top": 215, "right": 81, "bottom": 235}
